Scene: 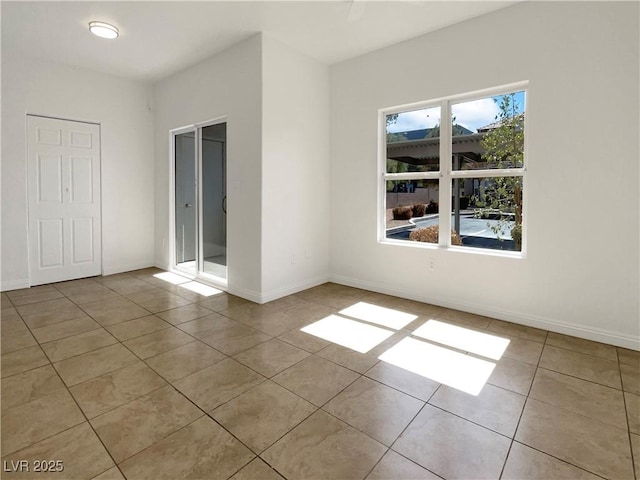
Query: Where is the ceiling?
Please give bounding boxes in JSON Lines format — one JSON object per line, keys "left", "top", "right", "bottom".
{"left": 2, "top": 1, "right": 516, "bottom": 83}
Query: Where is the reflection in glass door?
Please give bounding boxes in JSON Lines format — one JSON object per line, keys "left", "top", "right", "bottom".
{"left": 173, "top": 121, "right": 227, "bottom": 282}
{"left": 201, "top": 124, "right": 227, "bottom": 278}
{"left": 175, "top": 131, "right": 196, "bottom": 275}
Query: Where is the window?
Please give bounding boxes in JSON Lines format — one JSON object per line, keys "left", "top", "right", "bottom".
{"left": 382, "top": 85, "right": 526, "bottom": 253}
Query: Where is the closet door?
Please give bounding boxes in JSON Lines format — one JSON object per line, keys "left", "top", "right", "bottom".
{"left": 27, "top": 115, "right": 102, "bottom": 285}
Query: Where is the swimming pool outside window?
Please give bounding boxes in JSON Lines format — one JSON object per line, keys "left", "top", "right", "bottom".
{"left": 381, "top": 84, "right": 527, "bottom": 254}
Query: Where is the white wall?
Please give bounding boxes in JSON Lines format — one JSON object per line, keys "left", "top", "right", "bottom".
{"left": 153, "top": 35, "right": 263, "bottom": 298}
{"left": 261, "top": 35, "right": 331, "bottom": 300}
{"left": 1, "top": 55, "right": 155, "bottom": 289}
{"left": 329, "top": 2, "right": 639, "bottom": 348}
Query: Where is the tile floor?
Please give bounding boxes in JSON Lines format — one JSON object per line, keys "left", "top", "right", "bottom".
{"left": 1, "top": 268, "right": 639, "bottom": 480}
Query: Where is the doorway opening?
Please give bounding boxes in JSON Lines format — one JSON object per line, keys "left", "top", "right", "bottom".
{"left": 173, "top": 120, "right": 227, "bottom": 286}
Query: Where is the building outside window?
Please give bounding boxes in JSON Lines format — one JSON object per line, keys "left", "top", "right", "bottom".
{"left": 381, "top": 85, "right": 527, "bottom": 253}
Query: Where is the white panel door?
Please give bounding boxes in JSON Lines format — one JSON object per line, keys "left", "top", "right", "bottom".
{"left": 27, "top": 115, "right": 101, "bottom": 285}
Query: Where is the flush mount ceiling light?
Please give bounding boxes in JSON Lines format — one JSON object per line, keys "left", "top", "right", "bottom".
{"left": 89, "top": 21, "right": 119, "bottom": 39}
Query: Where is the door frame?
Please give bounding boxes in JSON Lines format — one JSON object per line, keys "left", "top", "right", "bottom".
{"left": 26, "top": 114, "right": 103, "bottom": 286}
{"left": 169, "top": 116, "right": 228, "bottom": 290}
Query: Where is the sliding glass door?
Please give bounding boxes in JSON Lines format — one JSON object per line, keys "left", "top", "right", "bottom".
{"left": 173, "top": 121, "right": 227, "bottom": 282}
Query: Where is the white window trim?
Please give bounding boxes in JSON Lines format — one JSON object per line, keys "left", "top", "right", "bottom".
{"left": 379, "top": 82, "right": 528, "bottom": 257}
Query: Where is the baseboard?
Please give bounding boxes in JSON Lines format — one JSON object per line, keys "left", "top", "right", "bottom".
{"left": 102, "top": 260, "right": 155, "bottom": 277}
{"left": 227, "top": 284, "right": 262, "bottom": 303}
{"left": 1, "top": 278, "right": 30, "bottom": 292}
{"left": 330, "top": 274, "right": 640, "bottom": 351}
{"left": 226, "top": 275, "right": 330, "bottom": 304}
{"left": 257, "top": 275, "right": 331, "bottom": 304}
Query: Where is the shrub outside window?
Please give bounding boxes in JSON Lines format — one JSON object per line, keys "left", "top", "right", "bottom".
{"left": 382, "top": 85, "right": 527, "bottom": 253}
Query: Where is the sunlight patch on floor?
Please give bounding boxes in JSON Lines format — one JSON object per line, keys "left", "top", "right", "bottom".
{"left": 178, "top": 281, "right": 224, "bottom": 297}
{"left": 379, "top": 336, "right": 496, "bottom": 396}
{"left": 412, "top": 320, "right": 510, "bottom": 360}
{"left": 301, "top": 314, "right": 394, "bottom": 354}
{"left": 153, "top": 272, "right": 191, "bottom": 285}
{"left": 339, "top": 302, "right": 417, "bottom": 330}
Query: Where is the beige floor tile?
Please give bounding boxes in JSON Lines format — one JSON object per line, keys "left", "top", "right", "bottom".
{"left": 366, "top": 450, "right": 440, "bottom": 480}
{"left": 546, "top": 332, "right": 618, "bottom": 361}
{"left": 631, "top": 433, "right": 640, "bottom": 478}
{"left": 621, "top": 362, "right": 640, "bottom": 395}
{"left": 92, "top": 467, "right": 126, "bottom": 480}
{"left": 80, "top": 297, "right": 150, "bottom": 326}
{"left": 262, "top": 410, "right": 386, "bottom": 480}
{"left": 272, "top": 355, "right": 359, "bottom": 406}
{"left": 324, "top": 377, "right": 424, "bottom": 446}
{"left": 515, "top": 398, "right": 633, "bottom": 479}
{"left": 1, "top": 365, "right": 66, "bottom": 411}
{"left": 1, "top": 292, "right": 13, "bottom": 308}
{"left": 199, "top": 323, "right": 271, "bottom": 356}
{"left": 212, "top": 381, "right": 316, "bottom": 452}
{"left": 1, "top": 423, "right": 114, "bottom": 480}
{"left": 1, "top": 389, "right": 85, "bottom": 455}
{"left": 198, "top": 293, "right": 249, "bottom": 312}
{"left": 2, "top": 346, "right": 49, "bottom": 378}
{"left": 1, "top": 306, "right": 20, "bottom": 320}
{"left": 174, "top": 358, "right": 265, "bottom": 412}
{"left": 365, "top": 362, "right": 440, "bottom": 401}
{"left": 31, "top": 315, "right": 100, "bottom": 343}
{"left": 626, "top": 392, "right": 640, "bottom": 434}
{"left": 70, "top": 362, "right": 167, "bottom": 418}
{"left": 429, "top": 383, "right": 525, "bottom": 437}
{"left": 105, "top": 315, "right": 171, "bottom": 341}
{"left": 176, "top": 313, "right": 240, "bottom": 338}
{"left": 100, "top": 277, "right": 156, "bottom": 295}
{"left": 120, "top": 416, "right": 254, "bottom": 480}
{"left": 2, "top": 313, "right": 28, "bottom": 334}
{"left": 529, "top": 368, "right": 627, "bottom": 429}
{"left": 277, "top": 328, "right": 331, "bottom": 353}
{"left": 91, "top": 385, "right": 203, "bottom": 463}
{"left": 486, "top": 319, "right": 547, "bottom": 343}
{"left": 502, "top": 442, "right": 602, "bottom": 480}
{"left": 54, "top": 278, "right": 102, "bottom": 295}
{"left": 295, "top": 289, "right": 361, "bottom": 310}
{"left": 230, "top": 458, "right": 283, "bottom": 480}
{"left": 436, "top": 309, "right": 493, "bottom": 329}
{"left": 229, "top": 302, "right": 335, "bottom": 337}
{"left": 1, "top": 329, "right": 37, "bottom": 354}
{"left": 539, "top": 345, "right": 621, "bottom": 389}
{"left": 156, "top": 304, "right": 213, "bottom": 325}
{"left": 393, "top": 404, "right": 511, "bottom": 480}
{"left": 7, "top": 287, "right": 64, "bottom": 306}
{"left": 18, "top": 298, "right": 86, "bottom": 329}
{"left": 221, "top": 301, "right": 292, "bottom": 325}
{"left": 618, "top": 347, "right": 640, "bottom": 367}
{"left": 382, "top": 294, "right": 446, "bottom": 320}
{"left": 66, "top": 286, "right": 121, "bottom": 305}
{"left": 54, "top": 344, "right": 138, "bottom": 386}
{"left": 123, "top": 327, "right": 195, "bottom": 359}
{"left": 145, "top": 341, "right": 226, "bottom": 381}
{"left": 316, "top": 343, "right": 380, "bottom": 374}
{"left": 126, "top": 289, "right": 192, "bottom": 313}
{"left": 487, "top": 357, "right": 536, "bottom": 395}
{"left": 41, "top": 328, "right": 118, "bottom": 363}
{"left": 502, "top": 337, "right": 544, "bottom": 365}
{"left": 233, "top": 339, "right": 309, "bottom": 377}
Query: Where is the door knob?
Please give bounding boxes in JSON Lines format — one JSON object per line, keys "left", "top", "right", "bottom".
{"left": 185, "top": 203, "right": 192, "bottom": 208}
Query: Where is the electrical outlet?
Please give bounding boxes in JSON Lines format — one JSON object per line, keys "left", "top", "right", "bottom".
{"left": 291, "top": 253, "right": 296, "bottom": 265}
{"left": 428, "top": 258, "right": 436, "bottom": 271}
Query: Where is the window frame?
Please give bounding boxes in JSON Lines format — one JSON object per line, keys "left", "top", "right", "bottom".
{"left": 379, "top": 82, "right": 529, "bottom": 257}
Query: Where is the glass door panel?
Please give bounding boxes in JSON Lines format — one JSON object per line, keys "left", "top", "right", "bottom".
{"left": 201, "top": 123, "right": 227, "bottom": 279}
{"left": 174, "top": 131, "right": 197, "bottom": 275}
